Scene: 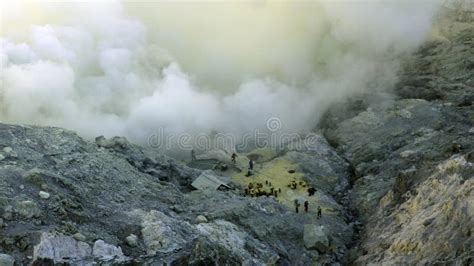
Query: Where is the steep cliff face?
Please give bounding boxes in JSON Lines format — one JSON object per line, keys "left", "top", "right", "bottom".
{"left": 321, "top": 3, "right": 474, "bottom": 264}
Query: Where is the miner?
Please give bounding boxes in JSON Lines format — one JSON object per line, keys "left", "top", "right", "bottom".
{"left": 294, "top": 199, "right": 301, "bottom": 213}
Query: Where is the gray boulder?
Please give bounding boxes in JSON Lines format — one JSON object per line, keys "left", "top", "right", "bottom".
{"left": 39, "top": 191, "right": 50, "bottom": 199}
{"left": 73, "top": 233, "right": 86, "bottom": 242}
{"left": 196, "top": 220, "right": 279, "bottom": 264}
{"left": 125, "top": 234, "right": 138, "bottom": 247}
{"left": 304, "top": 224, "right": 330, "bottom": 252}
{"left": 92, "top": 240, "right": 125, "bottom": 261}
{"left": 135, "top": 210, "right": 192, "bottom": 255}
{"left": 33, "top": 232, "right": 129, "bottom": 264}
{"left": 33, "top": 232, "right": 91, "bottom": 263}
{"left": 0, "top": 254, "right": 14, "bottom": 266}
{"left": 195, "top": 215, "right": 208, "bottom": 224}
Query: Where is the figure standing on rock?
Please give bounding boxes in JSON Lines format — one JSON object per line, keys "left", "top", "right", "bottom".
{"left": 304, "top": 200, "right": 309, "bottom": 213}
{"left": 294, "top": 199, "right": 301, "bottom": 213}
{"left": 231, "top": 152, "right": 238, "bottom": 164}
{"left": 249, "top": 159, "right": 254, "bottom": 170}
{"left": 191, "top": 149, "right": 196, "bottom": 161}
{"left": 317, "top": 206, "right": 322, "bottom": 219}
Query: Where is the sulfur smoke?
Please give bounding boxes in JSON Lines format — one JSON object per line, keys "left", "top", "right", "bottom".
{"left": 0, "top": 0, "right": 441, "bottom": 151}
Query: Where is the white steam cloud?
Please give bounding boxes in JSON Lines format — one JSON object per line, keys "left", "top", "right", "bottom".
{"left": 0, "top": 0, "right": 441, "bottom": 149}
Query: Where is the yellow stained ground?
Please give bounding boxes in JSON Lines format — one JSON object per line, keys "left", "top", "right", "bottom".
{"left": 232, "top": 155, "right": 321, "bottom": 212}
{"left": 209, "top": 148, "right": 336, "bottom": 217}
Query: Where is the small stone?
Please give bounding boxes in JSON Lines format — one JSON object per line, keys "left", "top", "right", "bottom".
{"left": 125, "top": 234, "right": 138, "bottom": 247}
{"left": 469, "top": 127, "right": 474, "bottom": 134}
{"left": 3, "top": 147, "right": 12, "bottom": 153}
{"left": 73, "top": 233, "right": 86, "bottom": 242}
{"left": 0, "top": 253, "right": 15, "bottom": 266}
{"left": 195, "top": 215, "right": 208, "bottom": 224}
{"left": 170, "top": 205, "right": 184, "bottom": 213}
{"left": 423, "top": 218, "right": 435, "bottom": 227}
{"left": 95, "top": 136, "right": 109, "bottom": 148}
{"left": 39, "top": 191, "right": 50, "bottom": 199}
{"left": 0, "top": 154, "right": 5, "bottom": 161}
{"left": 3, "top": 206, "right": 13, "bottom": 220}
{"left": 41, "top": 183, "right": 48, "bottom": 190}
{"left": 19, "top": 185, "right": 24, "bottom": 190}
{"left": 400, "top": 150, "right": 416, "bottom": 159}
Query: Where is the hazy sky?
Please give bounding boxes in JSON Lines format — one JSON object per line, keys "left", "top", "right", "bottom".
{"left": 0, "top": 0, "right": 442, "bottom": 149}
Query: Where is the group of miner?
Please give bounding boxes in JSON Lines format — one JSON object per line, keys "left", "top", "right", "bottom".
{"left": 191, "top": 149, "right": 323, "bottom": 218}
{"left": 234, "top": 152, "right": 323, "bottom": 219}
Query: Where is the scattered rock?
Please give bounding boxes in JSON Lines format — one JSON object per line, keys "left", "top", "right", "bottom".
{"left": 3, "top": 147, "right": 13, "bottom": 153}
{"left": 1, "top": 123, "right": 336, "bottom": 264}
{"left": 19, "top": 185, "right": 24, "bottom": 190}
{"left": 0, "top": 254, "right": 14, "bottom": 266}
{"left": 304, "top": 224, "right": 330, "bottom": 252}
{"left": 39, "top": 191, "right": 50, "bottom": 199}
{"left": 125, "top": 234, "right": 138, "bottom": 247}
{"left": 195, "top": 215, "right": 208, "bottom": 224}
{"left": 33, "top": 233, "right": 128, "bottom": 264}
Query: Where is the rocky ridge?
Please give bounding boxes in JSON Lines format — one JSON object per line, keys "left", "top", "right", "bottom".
{"left": 320, "top": 3, "right": 473, "bottom": 263}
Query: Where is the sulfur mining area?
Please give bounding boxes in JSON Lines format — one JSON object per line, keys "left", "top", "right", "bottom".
{"left": 0, "top": 0, "right": 473, "bottom": 265}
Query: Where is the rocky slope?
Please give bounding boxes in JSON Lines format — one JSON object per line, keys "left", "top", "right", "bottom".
{"left": 0, "top": 123, "right": 357, "bottom": 265}
{"left": 0, "top": 88, "right": 360, "bottom": 265}
{"left": 320, "top": 3, "right": 474, "bottom": 264}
